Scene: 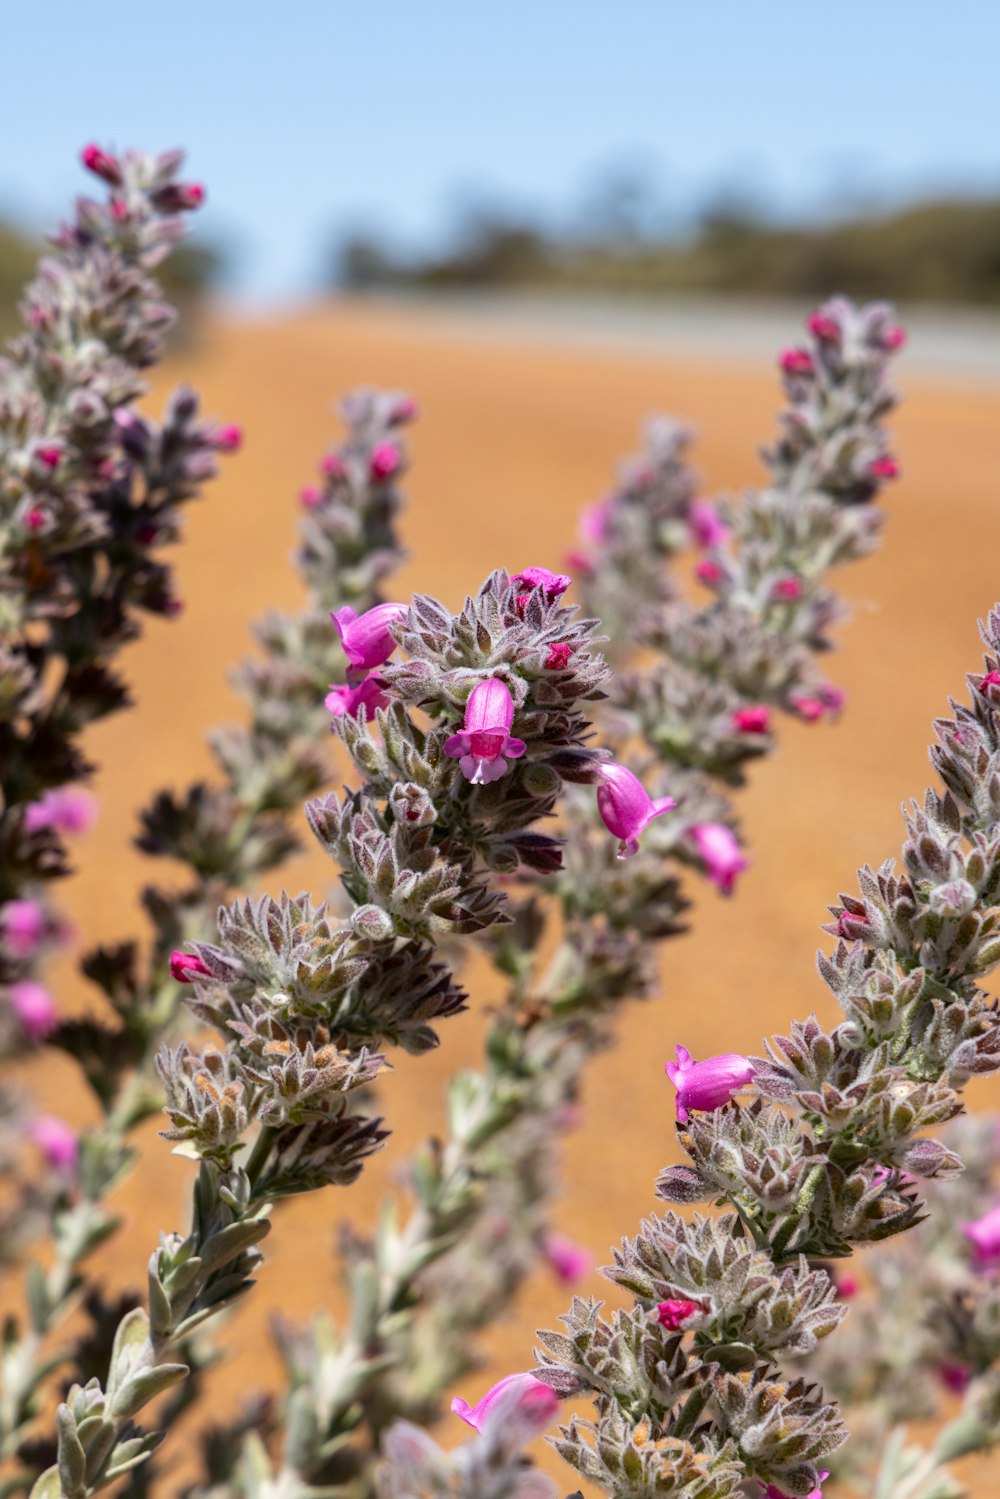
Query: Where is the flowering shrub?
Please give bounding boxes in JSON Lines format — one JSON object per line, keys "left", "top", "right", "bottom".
{"left": 4, "top": 147, "right": 992, "bottom": 1499}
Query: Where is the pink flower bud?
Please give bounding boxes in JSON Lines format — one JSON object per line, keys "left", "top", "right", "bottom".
{"left": 331, "top": 602, "right": 408, "bottom": 675}
{"left": 164, "top": 597, "right": 184, "bottom": 618}
{"left": 961, "top": 1201, "right": 1000, "bottom": 1263}
{"left": 981, "top": 671, "right": 1000, "bottom": 691}
{"left": 544, "top": 642, "right": 573, "bottom": 670}
{"left": 732, "top": 705, "right": 770, "bottom": 734}
{"left": 2, "top": 900, "right": 46, "bottom": 957}
{"left": 579, "top": 499, "right": 612, "bottom": 545}
{"left": 665, "top": 1044, "right": 754, "bottom": 1124}
{"left": 37, "top": 446, "right": 62, "bottom": 470}
{"left": 695, "top": 559, "right": 723, "bottom": 587}
{"left": 369, "top": 442, "right": 400, "bottom": 480}
{"left": 320, "top": 453, "right": 346, "bottom": 479}
{"left": 543, "top": 1234, "right": 592, "bottom": 1285}
{"left": 656, "top": 1298, "right": 703, "bottom": 1330}
{"left": 174, "top": 182, "right": 205, "bottom": 210}
{"left": 771, "top": 575, "right": 803, "bottom": 602}
{"left": 10, "top": 981, "right": 58, "bottom": 1040}
{"left": 881, "top": 325, "right": 907, "bottom": 351}
{"left": 213, "top": 424, "right": 243, "bottom": 453}
{"left": 779, "top": 348, "right": 814, "bottom": 376}
{"left": 24, "top": 787, "right": 97, "bottom": 836}
{"left": 444, "top": 679, "right": 527, "bottom": 785}
{"left": 110, "top": 200, "right": 129, "bottom": 224}
{"left": 868, "top": 456, "right": 899, "bottom": 479}
{"left": 563, "top": 549, "right": 594, "bottom": 577}
{"left": 325, "top": 672, "right": 390, "bottom": 720}
{"left": 451, "top": 1373, "right": 558, "bottom": 1434}
{"left": 789, "top": 693, "right": 824, "bottom": 723}
{"left": 837, "top": 909, "right": 868, "bottom": 940}
{"left": 687, "top": 498, "right": 729, "bottom": 549}
{"left": 938, "top": 1363, "right": 972, "bottom": 1395}
{"left": 30, "top": 1115, "right": 78, "bottom": 1171}
{"left": 596, "top": 762, "right": 675, "bottom": 860}
{"left": 389, "top": 396, "right": 419, "bottom": 424}
{"left": 169, "top": 951, "right": 212, "bottom": 983}
{"left": 764, "top": 1473, "right": 829, "bottom": 1499}
{"left": 25, "top": 507, "right": 45, "bottom": 531}
{"left": 81, "top": 143, "right": 122, "bottom": 186}
{"left": 511, "top": 566, "right": 572, "bottom": 599}
{"left": 688, "top": 822, "right": 747, "bottom": 895}
{"left": 806, "top": 312, "right": 840, "bottom": 342}
{"left": 299, "top": 485, "right": 323, "bottom": 509}
{"left": 835, "top": 1275, "right": 859, "bottom": 1299}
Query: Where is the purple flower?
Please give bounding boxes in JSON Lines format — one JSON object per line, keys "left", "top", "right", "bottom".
{"left": 511, "top": 566, "right": 572, "bottom": 599}
{"left": 961, "top": 1201, "right": 1000, "bottom": 1264}
{"left": 29, "top": 1115, "right": 78, "bottom": 1171}
{"left": 451, "top": 1372, "right": 558, "bottom": 1434}
{"left": 331, "top": 602, "right": 408, "bottom": 679}
{"left": 596, "top": 762, "right": 675, "bottom": 859}
{"left": 9, "top": 981, "right": 58, "bottom": 1041}
{"left": 688, "top": 498, "right": 729, "bottom": 549}
{"left": 543, "top": 1233, "right": 592, "bottom": 1285}
{"left": 24, "top": 787, "right": 97, "bottom": 836}
{"left": 764, "top": 1474, "right": 829, "bottom": 1499}
{"left": 1, "top": 899, "right": 46, "bottom": 957}
{"left": 688, "top": 822, "right": 748, "bottom": 895}
{"left": 325, "top": 672, "right": 390, "bottom": 720}
{"left": 444, "top": 679, "right": 526, "bottom": 785}
{"left": 665, "top": 1044, "right": 754, "bottom": 1124}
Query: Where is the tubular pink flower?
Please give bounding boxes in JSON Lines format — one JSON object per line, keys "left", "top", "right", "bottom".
{"left": 169, "top": 951, "right": 212, "bottom": 983}
{"left": 325, "top": 673, "right": 390, "bottom": 720}
{"left": 771, "top": 576, "right": 803, "bottom": 602}
{"left": 764, "top": 1473, "right": 829, "bottom": 1499}
{"left": 806, "top": 312, "right": 840, "bottom": 342}
{"left": 779, "top": 348, "right": 814, "bottom": 376}
{"left": 656, "top": 1298, "right": 704, "bottom": 1330}
{"left": 543, "top": 1233, "right": 592, "bottom": 1285}
{"left": 688, "top": 822, "right": 748, "bottom": 894}
{"left": 665, "top": 1044, "right": 755, "bottom": 1124}
{"left": 869, "top": 456, "right": 900, "bottom": 479}
{"left": 961, "top": 1201, "right": 1000, "bottom": 1263}
{"left": 688, "top": 498, "right": 729, "bottom": 549}
{"left": 597, "top": 762, "right": 675, "bottom": 860}
{"left": 80, "top": 143, "right": 123, "bottom": 186}
{"left": 299, "top": 485, "right": 322, "bottom": 509}
{"left": 732, "top": 705, "right": 770, "bottom": 734}
{"left": 444, "top": 678, "right": 526, "bottom": 785}
{"left": 331, "top": 602, "right": 408, "bottom": 676}
{"left": 545, "top": 642, "right": 573, "bottom": 670}
{"left": 881, "top": 325, "right": 907, "bottom": 350}
{"left": 369, "top": 442, "right": 400, "bottom": 480}
{"left": 451, "top": 1372, "right": 557, "bottom": 1433}
{"left": 10, "top": 981, "right": 58, "bottom": 1040}
{"left": 30, "top": 1116, "right": 79, "bottom": 1171}
{"left": 981, "top": 671, "right": 1000, "bottom": 691}
{"left": 213, "top": 424, "right": 243, "bottom": 453}
{"left": 696, "top": 559, "right": 723, "bottom": 587}
{"left": 24, "top": 787, "right": 97, "bottom": 836}
{"left": 511, "top": 566, "right": 572, "bottom": 598}
{"left": 2, "top": 899, "right": 46, "bottom": 957}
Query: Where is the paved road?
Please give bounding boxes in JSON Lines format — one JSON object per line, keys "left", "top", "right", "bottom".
{"left": 357, "top": 290, "right": 1000, "bottom": 386}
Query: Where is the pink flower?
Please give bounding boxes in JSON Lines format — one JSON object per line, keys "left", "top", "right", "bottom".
{"left": 656, "top": 1298, "right": 704, "bottom": 1330}
{"left": 80, "top": 143, "right": 122, "bottom": 186}
{"left": 732, "top": 706, "right": 770, "bottom": 734}
{"left": 169, "top": 951, "right": 212, "bottom": 983}
{"left": 511, "top": 566, "right": 572, "bottom": 599}
{"left": 389, "top": 396, "right": 419, "bottom": 424}
{"left": 37, "top": 446, "right": 62, "bottom": 470}
{"left": 563, "top": 549, "right": 594, "bottom": 577}
{"left": 369, "top": 442, "right": 400, "bottom": 480}
{"left": 10, "top": 981, "right": 58, "bottom": 1040}
{"left": 688, "top": 822, "right": 748, "bottom": 895}
{"left": 325, "top": 673, "right": 390, "bottom": 719}
{"left": 24, "top": 787, "right": 97, "bottom": 836}
{"left": 980, "top": 671, "right": 1000, "bottom": 692}
{"left": 881, "top": 325, "right": 907, "bottom": 351}
{"left": 320, "top": 453, "right": 346, "bottom": 479}
{"left": 26, "top": 507, "right": 45, "bottom": 531}
{"left": 213, "top": 424, "right": 243, "bottom": 453}
{"left": 961, "top": 1201, "right": 1000, "bottom": 1264}
{"left": 938, "top": 1363, "right": 972, "bottom": 1395}
{"left": 596, "top": 762, "right": 675, "bottom": 860}
{"left": 806, "top": 312, "right": 840, "bottom": 342}
{"left": 779, "top": 348, "right": 814, "bottom": 377}
{"left": 868, "top": 456, "right": 900, "bottom": 479}
{"left": 837, "top": 910, "right": 868, "bottom": 940}
{"left": 331, "top": 603, "right": 408, "bottom": 677}
{"left": 771, "top": 576, "right": 803, "bottom": 602}
{"left": 444, "top": 679, "right": 526, "bottom": 785}
{"left": 579, "top": 499, "right": 612, "bottom": 545}
{"left": 30, "top": 1116, "right": 78, "bottom": 1171}
{"left": 688, "top": 499, "right": 729, "bottom": 549}
{"left": 764, "top": 1473, "right": 829, "bottom": 1499}
{"left": 696, "top": 559, "right": 723, "bottom": 587}
{"left": 543, "top": 1234, "right": 592, "bottom": 1284}
{"left": 2, "top": 900, "right": 46, "bottom": 957}
{"left": 834, "top": 1274, "right": 859, "bottom": 1299}
{"left": 299, "top": 485, "right": 323, "bottom": 509}
{"left": 545, "top": 642, "right": 574, "bottom": 670}
{"left": 451, "top": 1373, "right": 557, "bottom": 1433}
{"left": 665, "top": 1044, "right": 754, "bottom": 1124}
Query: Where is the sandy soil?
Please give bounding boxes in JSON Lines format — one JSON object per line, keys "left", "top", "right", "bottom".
{"left": 16, "top": 299, "right": 1000, "bottom": 1494}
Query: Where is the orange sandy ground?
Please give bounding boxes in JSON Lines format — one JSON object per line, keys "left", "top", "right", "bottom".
{"left": 12, "top": 301, "right": 1000, "bottom": 1495}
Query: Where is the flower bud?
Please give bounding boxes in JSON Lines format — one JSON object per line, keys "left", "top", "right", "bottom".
{"left": 665, "top": 1043, "right": 754, "bottom": 1123}
{"left": 10, "top": 981, "right": 58, "bottom": 1040}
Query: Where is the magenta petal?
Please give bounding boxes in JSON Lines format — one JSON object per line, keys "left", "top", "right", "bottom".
{"left": 464, "top": 678, "right": 515, "bottom": 735}
{"left": 503, "top": 736, "right": 527, "bottom": 758}
{"left": 444, "top": 732, "right": 470, "bottom": 759}
{"left": 676, "top": 1045, "right": 693, "bottom": 1069}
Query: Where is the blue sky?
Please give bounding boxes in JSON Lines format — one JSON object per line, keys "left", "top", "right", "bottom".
{"left": 2, "top": 2, "right": 998, "bottom": 305}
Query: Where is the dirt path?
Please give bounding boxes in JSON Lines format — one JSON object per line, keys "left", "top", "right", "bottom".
{"left": 19, "top": 300, "right": 1000, "bottom": 1494}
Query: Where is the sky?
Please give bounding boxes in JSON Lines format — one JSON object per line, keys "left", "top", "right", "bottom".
{"left": 2, "top": 1, "right": 999, "bottom": 307}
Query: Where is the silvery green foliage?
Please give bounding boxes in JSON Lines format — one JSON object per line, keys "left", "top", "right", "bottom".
{"left": 375, "top": 1393, "right": 557, "bottom": 1499}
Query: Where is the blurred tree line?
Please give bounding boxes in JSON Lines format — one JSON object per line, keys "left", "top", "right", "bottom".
{"left": 0, "top": 222, "right": 223, "bottom": 341}
{"left": 335, "top": 190, "right": 1000, "bottom": 305}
